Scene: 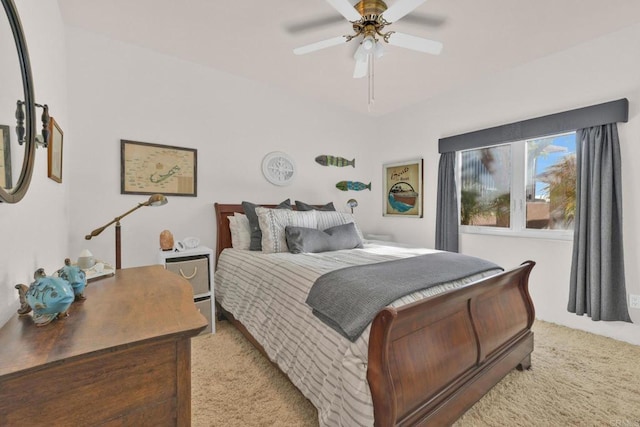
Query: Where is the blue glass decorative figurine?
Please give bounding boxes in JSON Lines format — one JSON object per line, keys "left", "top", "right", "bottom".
{"left": 57, "top": 258, "right": 87, "bottom": 301}
{"left": 15, "top": 267, "right": 75, "bottom": 326}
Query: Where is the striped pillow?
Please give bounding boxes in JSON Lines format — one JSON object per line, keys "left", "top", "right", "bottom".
{"left": 228, "top": 213, "right": 251, "bottom": 250}
{"left": 315, "top": 211, "right": 364, "bottom": 242}
{"left": 256, "top": 207, "right": 317, "bottom": 253}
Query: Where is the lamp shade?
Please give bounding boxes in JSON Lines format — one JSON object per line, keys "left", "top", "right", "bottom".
{"left": 147, "top": 194, "right": 168, "bottom": 207}
{"left": 347, "top": 198, "right": 358, "bottom": 213}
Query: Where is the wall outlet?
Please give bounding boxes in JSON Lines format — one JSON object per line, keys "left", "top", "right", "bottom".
{"left": 630, "top": 294, "right": 640, "bottom": 309}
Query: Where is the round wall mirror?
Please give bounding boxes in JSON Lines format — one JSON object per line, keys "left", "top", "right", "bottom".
{"left": 0, "top": 0, "right": 36, "bottom": 203}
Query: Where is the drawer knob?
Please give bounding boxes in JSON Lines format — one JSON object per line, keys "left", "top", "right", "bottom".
{"left": 179, "top": 267, "right": 198, "bottom": 280}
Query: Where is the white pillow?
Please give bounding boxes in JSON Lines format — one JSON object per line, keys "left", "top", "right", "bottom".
{"left": 315, "top": 211, "right": 365, "bottom": 242}
{"left": 228, "top": 213, "right": 251, "bottom": 250}
{"left": 256, "top": 207, "right": 317, "bottom": 254}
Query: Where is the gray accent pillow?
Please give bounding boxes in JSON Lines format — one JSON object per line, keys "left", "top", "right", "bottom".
{"left": 242, "top": 199, "right": 292, "bottom": 251}
{"left": 285, "top": 222, "right": 363, "bottom": 254}
{"left": 295, "top": 201, "right": 336, "bottom": 211}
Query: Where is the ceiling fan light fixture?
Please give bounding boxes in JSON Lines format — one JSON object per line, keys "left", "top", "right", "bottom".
{"left": 362, "top": 35, "right": 375, "bottom": 51}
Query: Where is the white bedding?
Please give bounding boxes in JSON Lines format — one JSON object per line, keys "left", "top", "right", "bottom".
{"left": 214, "top": 242, "right": 500, "bottom": 426}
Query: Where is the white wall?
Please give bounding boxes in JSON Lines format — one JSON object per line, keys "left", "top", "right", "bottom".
{"left": 0, "top": 0, "right": 69, "bottom": 325}
{"left": 370, "top": 24, "right": 640, "bottom": 345}
{"left": 65, "top": 27, "right": 377, "bottom": 269}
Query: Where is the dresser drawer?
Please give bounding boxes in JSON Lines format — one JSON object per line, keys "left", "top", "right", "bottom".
{"left": 165, "top": 256, "right": 210, "bottom": 295}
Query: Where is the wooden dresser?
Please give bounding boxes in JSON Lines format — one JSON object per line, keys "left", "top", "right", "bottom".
{"left": 0, "top": 265, "right": 207, "bottom": 426}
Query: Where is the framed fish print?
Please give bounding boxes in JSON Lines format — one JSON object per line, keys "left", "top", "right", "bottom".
{"left": 383, "top": 158, "right": 423, "bottom": 218}
{"left": 121, "top": 140, "right": 197, "bottom": 196}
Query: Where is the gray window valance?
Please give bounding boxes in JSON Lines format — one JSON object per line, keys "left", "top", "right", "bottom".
{"left": 438, "top": 98, "right": 628, "bottom": 153}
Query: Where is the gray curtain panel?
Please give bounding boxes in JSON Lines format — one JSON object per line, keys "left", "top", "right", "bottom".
{"left": 568, "top": 124, "right": 631, "bottom": 322}
{"left": 435, "top": 152, "right": 459, "bottom": 252}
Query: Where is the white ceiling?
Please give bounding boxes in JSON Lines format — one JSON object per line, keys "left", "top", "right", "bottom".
{"left": 57, "top": 0, "right": 640, "bottom": 117}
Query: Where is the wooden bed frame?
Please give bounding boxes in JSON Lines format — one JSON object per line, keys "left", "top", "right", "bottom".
{"left": 214, "top": 203, "right": 536, "bottom": 426}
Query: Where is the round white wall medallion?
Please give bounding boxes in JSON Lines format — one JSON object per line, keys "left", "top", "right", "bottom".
{"left": 262, "top": 151, "right": 295, "bottom": 186}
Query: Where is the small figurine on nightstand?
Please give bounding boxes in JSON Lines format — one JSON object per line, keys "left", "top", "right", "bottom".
{"left": 57, "top": 258, "right": 87, "bottom": 301}
{"left": 15, "top": 268, "right": 76, "bottom": 326}
{"left": 160, "top": 229, "right": 174, "bottom": 251}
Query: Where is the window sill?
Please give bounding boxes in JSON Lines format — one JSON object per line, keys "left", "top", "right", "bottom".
{"left": 460, "top": 226, "right": 573, "bottom": 241}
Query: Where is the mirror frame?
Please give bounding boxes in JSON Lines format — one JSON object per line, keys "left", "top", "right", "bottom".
{"left": 0, "top": 0, "right": 36, "bottom": 203}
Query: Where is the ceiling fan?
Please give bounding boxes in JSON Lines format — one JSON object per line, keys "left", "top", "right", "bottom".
{"left": 293, "top": 0, "right": 443, "bottom": 79}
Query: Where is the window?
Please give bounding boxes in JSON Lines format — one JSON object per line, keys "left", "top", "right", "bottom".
{"left": 459, "top": 131, "right": 576, "bottom": 238}
{"left": 460, "top": 144, "right": 512, "bottom": 228}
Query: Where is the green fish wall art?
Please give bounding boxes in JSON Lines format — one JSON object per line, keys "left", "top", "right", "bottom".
{"left": 336, "top": 181, "right": 371, "bottom": 191}
{"left": 315, "top": 155, "right": 355, "bottom": 168}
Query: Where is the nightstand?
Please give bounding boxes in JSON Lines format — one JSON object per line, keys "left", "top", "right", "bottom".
{"left": 158, "top": 246, "right": 215, "bottom": 334}
{"left": 364, "top": 233, "right": 394, "bottom": 242}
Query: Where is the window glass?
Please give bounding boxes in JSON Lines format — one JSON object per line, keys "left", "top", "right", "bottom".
{"left": 459, "top": 131, "right": 576, "bottom": 237}
{"left": 460, "top": 145, "right": 511, "bottom": 228}
{"left": 525, "top": 133, "right": 576, "bottom": 230}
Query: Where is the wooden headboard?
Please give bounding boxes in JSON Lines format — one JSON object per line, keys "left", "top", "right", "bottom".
{"left": 213, "top": 202, "right": 321, "bottom": 267}
{"left": 215, "top": 203, "right": 245, "bottom": 266}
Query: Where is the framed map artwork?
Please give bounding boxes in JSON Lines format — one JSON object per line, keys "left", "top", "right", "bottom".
{"left": 121, "top": 140, "right": 197, "bottom": 197}
{"left": 383, "top": 158, "right": 423, "bottom": 218}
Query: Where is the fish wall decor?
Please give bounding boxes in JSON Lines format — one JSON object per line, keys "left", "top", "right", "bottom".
{"left": 315, "top": 155, "right": 355, "bottom": 168}
{"left": 336, "top": 181, "right": 371, "bottom": 191}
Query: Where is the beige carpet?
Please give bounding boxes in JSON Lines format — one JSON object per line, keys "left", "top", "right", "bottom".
{"left": 191, "top": 320, "right": 640, "bottom": 426}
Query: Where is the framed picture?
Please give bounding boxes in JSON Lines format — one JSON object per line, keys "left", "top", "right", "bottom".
{"left": 0, "top": 125, "right": 11, "bottom": 188}
{"left": 383, "top": 158, "right": 423, "bottom": 217}
{"left": 121, "top": 139, "right": 197, "bottom": 197}
{"left": 47, "top": 117, "right": 63, "bottom": 183}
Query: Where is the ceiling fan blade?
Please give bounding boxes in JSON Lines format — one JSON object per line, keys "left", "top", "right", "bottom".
{"left": 383, "top": 0, "right": 427, "bottom": 23}
{"left": 325, "top": 0, "right": 362, "bottom": 22}
{"left": 353, "top": 55, "right": 369, "bottom": 78}
{"left": 353, "top": 43, "right": 367, "bottom": 62}
{"left": 401, "top": 12, "right": 446, "bottom": 28}
{"left": 386, "top": 32, "right": 443, "bottom": 55}
{"left": 283, "top": 15, "right": 345, "bottom": 35}
{"left": 293, "top": 35, "right": 347, "bottom": 55}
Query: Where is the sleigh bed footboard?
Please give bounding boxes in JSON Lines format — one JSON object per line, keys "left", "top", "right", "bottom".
{"left": 367, "top": 261, "right": 535, "bottom": 427}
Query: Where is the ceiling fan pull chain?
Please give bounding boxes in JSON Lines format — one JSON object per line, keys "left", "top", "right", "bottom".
{"left": 372, "top": 54, "right": 375, "bottom": 102}
{"left": 367, "top": 55, "right": 372, "bottom": 109}
{"left": 368, "top": 53, "right": 375, "bottom": 108}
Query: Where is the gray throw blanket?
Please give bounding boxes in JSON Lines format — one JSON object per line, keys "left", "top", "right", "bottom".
{"left": 306, "top": 252, "right": 502, "bottom": 342}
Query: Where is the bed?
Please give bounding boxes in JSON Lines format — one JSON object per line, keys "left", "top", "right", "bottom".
{"left": 213, "top": 202, "right": 535, "bottom": 426}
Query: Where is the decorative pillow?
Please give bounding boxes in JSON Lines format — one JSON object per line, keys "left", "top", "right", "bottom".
{"left": 228, "top": 216, "right": 240, "bottom": 248}
{"left": 242, "top": 199, "right": 292, "bottom": 251}
{"left": 285, "top": 223, "right": 363, "bottom": 254}
{"left": 228, "top": 213, "right": 251, "bottom": 250}
{"left": 295, "top": 200, "right": 336, "bottom": 211}
{"left": 256, "top": 207, "right": 317, "bottom": 254}
{"left": 315, "top": 210, "right": 364, "bottom": 242}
